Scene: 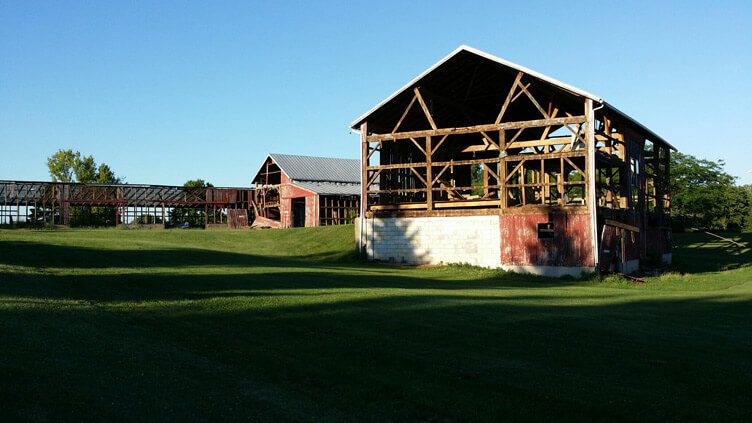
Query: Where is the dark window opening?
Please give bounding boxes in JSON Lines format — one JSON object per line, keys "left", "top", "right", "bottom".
{"left": 537, "top": 222, "right": 554, "bottom": 239}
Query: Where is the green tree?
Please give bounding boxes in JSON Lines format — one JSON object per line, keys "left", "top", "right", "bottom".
{"left": 183, "top": 179, "right": 214, "bottom": 188}
{"left": 73, "top": 154, "right": 97, "bottom": 183}
{"left": 46, "top": 150, "right": 122, "bottom": 184}
{"left": 740, "top": 184, "right": 752, "bottom": 232}
{"left": 670, "top": 152, "right": 741, "bottom": 231}
{"left": 47, "top": 149, "right": 77, "bottom": 182}
{"left": 725, "top": 185, "right": 751, "bottom": 231}
{"left": 96, "top": 163, "right": 121, "bottom": 183}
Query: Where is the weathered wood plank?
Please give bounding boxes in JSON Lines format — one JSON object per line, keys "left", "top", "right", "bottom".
{"left": 495, "top": 71, "right": 524, "bottom": 124}
{"left": 414, "top": 87, "right": 437, "bottom": 130}
{"left": 366, "top": 116, "right": 586, "bottom": 142}
{"left": 605, "top": 219, "right": 640, "bottom": 233}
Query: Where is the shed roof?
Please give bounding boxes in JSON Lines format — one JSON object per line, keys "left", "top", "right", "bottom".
{"left": 293, "top": 181, "right": 360, "bottom": 196}
{"left": 351, "top": 45, "right": 674, "bottom": 150}
{"left": 254, "top": 153, "right": 360, "bottom": 184}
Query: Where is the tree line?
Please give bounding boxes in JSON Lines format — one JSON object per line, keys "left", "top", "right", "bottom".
{"left": 670, "top": 152, "right": 751, "bottom": 232}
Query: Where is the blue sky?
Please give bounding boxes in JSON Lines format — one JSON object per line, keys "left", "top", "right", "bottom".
{"left": 1, "top": 1, "right": 751, "bottom": 186}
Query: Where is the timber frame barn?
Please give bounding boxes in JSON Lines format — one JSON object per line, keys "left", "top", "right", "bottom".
{"left": 251, "top": 153, "right": 360, "bottom": 228}
{"left": 353, "top": 46, "right": 674, "bottom": 276}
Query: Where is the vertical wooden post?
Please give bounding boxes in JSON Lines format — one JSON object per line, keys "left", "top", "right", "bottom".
{"left": 521, "top": 162, "right": 526, "bottom": 206}
{"left": 499, "top": 130, "right": 506, "bottom": 208}
{"left": 585, "top": 98, "right": 598, "bottom": 269}
{"left": 360, "top": 122, "right": 368, "bottom": 255}
{"left": 483, "top": 166, "right": 489, "bottom": 198}
{"left": 426, "top": 136, "right": 433, "bottom": 210}
{"left": 559, "top": 157, "right": 565, "bottom": 205}
{"left": 540, "top": 159, "right": 545, "bottom": 204}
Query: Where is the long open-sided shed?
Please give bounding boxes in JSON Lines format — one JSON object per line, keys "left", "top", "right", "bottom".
{"left": 353, "top": 46, "right": 674, "bottom": 276}
{"left": 0, "top": 180, "right": 252, "bottom": 228}
{"left": 251, "top": 153, "right": 360, "bottom": 228}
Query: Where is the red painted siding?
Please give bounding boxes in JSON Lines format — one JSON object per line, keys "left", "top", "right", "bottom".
{"left": 500, "top": 211, "right": 594, "bottom": 267}
{"left": 278, "top": 171, "right": 319, "bottom": 228}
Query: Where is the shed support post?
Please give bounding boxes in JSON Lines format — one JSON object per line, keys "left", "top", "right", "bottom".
{"left": 359, "top": 122, "right": 368, "bottom": 255}
{"left": 585, "top": 98, "right": 598, "bottom": 269}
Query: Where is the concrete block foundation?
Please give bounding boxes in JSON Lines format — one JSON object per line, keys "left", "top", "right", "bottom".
{"left": 360, "top": 215, "right": 598, "bottom": 277}
{"left": 362, "top": 215, "right": 502, "bottom": 268}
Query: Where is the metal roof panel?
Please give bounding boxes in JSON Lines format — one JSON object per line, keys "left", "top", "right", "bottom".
{"left": 269, "top": 153, "right": 360, "bottom": 183}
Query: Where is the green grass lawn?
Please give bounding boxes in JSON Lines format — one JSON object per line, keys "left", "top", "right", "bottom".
{"left": 1, "top": 226, "right": 750, "bottom": 421}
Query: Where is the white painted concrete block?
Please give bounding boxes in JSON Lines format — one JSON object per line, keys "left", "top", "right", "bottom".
{"left": 363, "top": 215, "right": 502, "bottom": 268}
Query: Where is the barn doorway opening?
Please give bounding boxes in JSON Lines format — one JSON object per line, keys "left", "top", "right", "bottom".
{"left": 292, "top": 198, "right": 306, "bottom": 227}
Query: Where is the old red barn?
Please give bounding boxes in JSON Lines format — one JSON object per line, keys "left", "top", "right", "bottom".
{"left": 251, "top": 153, "right": 360, "bottom": 228}
{"left": 353, "top": 46, "right": 674, "bottom": 276}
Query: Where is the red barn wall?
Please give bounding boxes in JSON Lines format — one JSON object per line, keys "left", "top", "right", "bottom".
{"left": 278, "top": 172, "right": 319, "bottom": 228}
{"left": 500, "top": 211, "right": 594, "bottom": 267}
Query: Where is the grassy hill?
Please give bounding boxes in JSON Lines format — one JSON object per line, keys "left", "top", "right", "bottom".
{"left": 1, "top": 226, "right": 750, "bottom": 420}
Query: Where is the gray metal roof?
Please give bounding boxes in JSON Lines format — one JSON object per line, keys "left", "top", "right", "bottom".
{"left": 293, "top": 181, "right": 360, "bottom": 196}
{"left": 269, "top": 153, "right": 360, "bottom": 183}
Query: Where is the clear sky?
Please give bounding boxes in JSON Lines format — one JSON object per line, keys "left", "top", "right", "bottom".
{"left": 1, "top": 0, "right": 751, "bottom": 186}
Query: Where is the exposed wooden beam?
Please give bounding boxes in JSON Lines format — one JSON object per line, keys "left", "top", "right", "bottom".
{"left": 605, "top": 219, "right": 640, "bottom": 233}
{"left": 431, "top": 134, "right": 449, "bottom": 155}
{"left": 495, "top": 71, "right": 524, "bottom": 124}
{"left": 434, "top": 199, "right": 500, "bottom": 209}
{"left": 366, "top": 115, "right": 586, "bottom": 142}
{"left": 461, "top": 144, "right": 499, "bottom": 153}
{"left": 508, "top": 136, "right": 573, "bottom": 149}
{"left": 409, "top": 167, "right": 428, "bottom": 186}
{"left": 366, "top": 141, "right": 380, "bottom": 161}
{"left": 504, "top": 161, "right": 525, "bottom": 183}
{"left": 392, "top": 94, "right": 417, "bottom": 134}
{"left": 517, "top": 82, "right": 550, "bottom": 119}
{"left": 564, "top": 156, "right": 585, "bottom": 176}
{"left": 370, "top": 203, "right": 427, "bottom": 211}
{"left": 480, "top": 131, "right": 500, "bottom": 150}
{"left": 431, "top": 164, "right": 450, "bottom": 185}
{"left": 509, "top": 82, "right": 531, "bottom": 103}
{"left": 367, "top": 157, "right": 502, "bottom": 171}
{"left": 413, "top": 87, "right": 437, "bottom": 130}
{"left": 408, "top": 137, "right": 427, "bottom": 156}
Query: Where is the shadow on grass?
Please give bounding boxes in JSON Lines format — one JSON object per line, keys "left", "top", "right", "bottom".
{"left": 0, "top": 274, "right": 750, "bottom": 421}
{"left": 0, "top": 240, "right": 589, "bottom": 293}
{"left": 0, "top": 240, "right": 358, "bottom": 270}
{"left": 670, "top": 232, "right": 752, "bottom": 273}
{"left": 1, "top": 233, "right": 752, "bottom": 420}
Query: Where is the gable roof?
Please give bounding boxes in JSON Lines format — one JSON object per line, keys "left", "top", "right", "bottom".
{"left": 254, "top": 153, "right": 360, "bottom": 184}
{"left": 351, "top": 45, "right": 674, "bottom": 150}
